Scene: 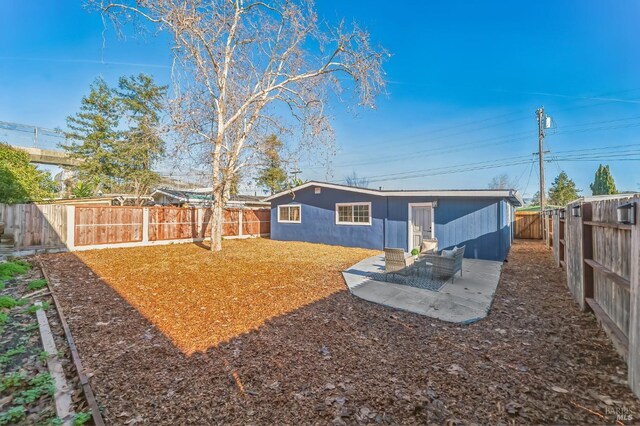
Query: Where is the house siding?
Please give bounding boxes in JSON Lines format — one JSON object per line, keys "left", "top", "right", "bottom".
{"left": 270, "top": 186, "right": 386, "bottom": 250}
{"left": 270, "top": 185, "right": 517, "bottom": 261}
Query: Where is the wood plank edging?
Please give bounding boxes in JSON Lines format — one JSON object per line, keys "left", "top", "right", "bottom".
{"left": 38, "top": 260, "right": 106, "bottom": 426}
{"left": 35, "top": 301, "right": 75, "bottom": 425}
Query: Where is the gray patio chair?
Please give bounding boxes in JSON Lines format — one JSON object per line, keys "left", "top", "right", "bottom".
{"left": 384, "top": 247, "right": 415, "bottom": 279}
{"left": 423, "top": 245, "right": 465, "bottom": 283}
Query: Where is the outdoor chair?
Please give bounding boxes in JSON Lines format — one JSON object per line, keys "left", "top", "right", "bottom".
{"left": 419, "top": 238, "right": 439, "bottom": 256}
{"left": 384, "top": 247, "right": 415, "bottom": 279}
{"left": 423, "top": 245, "right": 465, "bottom": 283}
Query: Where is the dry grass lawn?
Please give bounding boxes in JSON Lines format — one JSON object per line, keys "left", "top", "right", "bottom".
{"left": 73, "top": 239, "right": 378, "bottom": 354}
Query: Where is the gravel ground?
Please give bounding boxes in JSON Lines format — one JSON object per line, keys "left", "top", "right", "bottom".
{"left": 38, "top": 239, "right": 639, "bottom": 425}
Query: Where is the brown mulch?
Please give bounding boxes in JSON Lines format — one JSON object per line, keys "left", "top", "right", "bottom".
{"left": 38, "top": 239, "right": 639, "bottom": 425}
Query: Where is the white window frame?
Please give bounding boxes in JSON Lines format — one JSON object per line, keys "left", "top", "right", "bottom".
{"left": 335, "top": 202, "right": 372, "bottom": 226}
{"left": 277, "top": 204, "right": 301, "bottom": 223}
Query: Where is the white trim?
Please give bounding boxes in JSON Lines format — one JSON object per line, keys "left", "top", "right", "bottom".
{"left": 335, "top": 202, "right": 372, "bottom": 226}
{"left": 408, "top": 202, "right": 435, "bottom": 251}
{"left": 277, "top": 204, "right": 301, "bottom": 223}
{"left": 264, "top": 181, "right": 523, "bottom": 205}
{"left": 70, "top": 234, "right": 270, "bottom": 251}
{"left": 65, "top": 205, "right": 75, "bottom": 250}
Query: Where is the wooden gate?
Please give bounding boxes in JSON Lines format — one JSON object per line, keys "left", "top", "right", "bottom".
{"left": 514, "top": 211, "right": 542, "bottom": 239}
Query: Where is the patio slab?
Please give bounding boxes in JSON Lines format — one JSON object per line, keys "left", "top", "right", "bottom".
{"left": 342, "top": 254, "right": 503, "bottom": 323}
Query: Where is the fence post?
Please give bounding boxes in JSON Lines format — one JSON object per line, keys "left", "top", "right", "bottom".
{"left": 142, "top": 207, "right": 149, "bottom": 243}
{"left": 196, "top": 208, "right": 202, "bottom": 238}
{"left": 629, "top": 196, "right": 640, "bottom": 398}
{"left": 238, "top": 209, "right": 243, "bottom": 237}
{"left": 581, "top": 202, "right": 593, "bottom": 310}
{"left": 65, "top": 205, "right": 75, "bottom": 251}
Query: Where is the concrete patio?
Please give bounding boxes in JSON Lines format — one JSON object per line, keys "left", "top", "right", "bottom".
{"left": 342, "top": 254, "right": 503, "bottom": 323}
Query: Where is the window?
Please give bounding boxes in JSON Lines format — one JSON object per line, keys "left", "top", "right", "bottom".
{"left": 335, "top": 202, "right": 371, "bottom": 225}
{"left": 278, "top": 205, "right": 301, "bottom": 223}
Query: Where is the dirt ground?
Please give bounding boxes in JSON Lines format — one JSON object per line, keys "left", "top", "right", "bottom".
{"left": 38, "top": 239, "right": 639, "bottom": 425}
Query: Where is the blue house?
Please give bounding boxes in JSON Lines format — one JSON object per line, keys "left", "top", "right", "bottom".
{"left": 265, "top": 181, "right": 523, "bottom": 261}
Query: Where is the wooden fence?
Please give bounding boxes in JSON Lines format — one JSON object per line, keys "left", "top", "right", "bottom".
{"left": 0, "top": 204, "right": 67, "bottom": 250}
{"left": 0, "top": 204, "right": 270, "bottom": 252}
{"left": 514, "top": 211, "right": 543, "bottom": 239}
{"left": 550, "top": 195, "right": 640, "bottom": 398}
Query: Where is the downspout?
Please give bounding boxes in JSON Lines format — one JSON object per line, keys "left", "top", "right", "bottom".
{"left": 384, "top": 196, "right": 388, "bottom": 250}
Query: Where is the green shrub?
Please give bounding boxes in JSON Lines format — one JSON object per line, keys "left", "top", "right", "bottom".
{"left": 410, "top": 248, "right": 420, "bottom": 256}
{"left": 0, "top": 260, "right": 31, "bottom": 281}
{"left": 14, "top": 373, "right": 55, "bottom": 404}
{"left": 0, "top": 372, "right": 26, "bottom": 391}
{"left": 27, "top": 279, "right": 48, "bottom": 291}
{"left": 0, "top": 296, "right": 18, "bottom": 309}
{"left": 26, "top": 301, "right": 49, "bottom": 314}
{"left": 0, "top": 312, "right": 7, "bottom": 326}
{"left": 0, "top": 345, "right": 26, "bottom": 364}
{"left": 0, "top": 405, "right": 26, "bottom": 425}
{"left": 73, "top": 412, "right": 92, "bottom": 425}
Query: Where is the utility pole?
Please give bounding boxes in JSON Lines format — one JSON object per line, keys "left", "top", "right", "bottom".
{"left": 536, "top": 106, "right": 547, "bottom": 242}
{"left": 536, "top": 107, "right": 546, "bottom": 212}
{"left": 290, "top": 168, "right": 302, "bottom": 183}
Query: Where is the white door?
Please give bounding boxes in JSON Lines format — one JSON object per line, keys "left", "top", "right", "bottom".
{"left": 410, "top": 206, "right": 433, "bottom": 249}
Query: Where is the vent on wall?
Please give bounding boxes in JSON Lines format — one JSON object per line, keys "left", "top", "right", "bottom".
{"left": 315, "top": 187, "right": 321, "bottom": 194}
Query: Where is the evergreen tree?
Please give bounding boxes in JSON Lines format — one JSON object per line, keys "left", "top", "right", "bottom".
{"left": 548, "top": 171, "right": 581, "bottom": 206}
{"left": 64, "top": 77, "right": 121, "bottom": 192}
{"left": 64, "top": 75, "right": 167, "bottom": 203}
{"left": 256, "top": 135, "right": 288, "bottom": 194}
{"left": 0, "top": 143, "right": 57, "bottom": 203}
{"left": 115, "top": 74, "right": 167, "bottom": 203}
{"left": 589, "top": 164, "right": 618, "bottom": 195}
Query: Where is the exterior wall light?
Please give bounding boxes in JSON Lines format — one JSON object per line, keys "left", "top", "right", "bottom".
{"left": 617, "top": 202, "right": 636, "bottom": 225}
{"left": 571, "top": 204, "right": 581, "bottom": 217}
{"left": 559, "top": 209, "right": 565, "bottom": 220}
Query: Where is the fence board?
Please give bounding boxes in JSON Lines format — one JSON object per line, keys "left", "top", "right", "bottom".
{"left": 629, "top": 203, "right": 640, "bottom": 398}
{"left": 148, "top": 207, "right": 199, "bottom": 241}
{"left": 1, "top": 204, "right": 270, "bottom": 250}
{"left": 565, "top": 203, "right": 584, "bottom": 308}
{"left": 0, "top": 204, "right": 67, "bottom": 249}
{"left": 514, "top": 211, "right": 542, "bottom": 239}
{"left": 74, "top": 206, "right": 144, "bottom": 246}
{"left": 563, "top": 195, "right": 640, "bottom": 398}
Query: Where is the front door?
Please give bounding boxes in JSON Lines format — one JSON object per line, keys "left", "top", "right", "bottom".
{"left": 410, "top": 205, "right": 433, "bottom": 249}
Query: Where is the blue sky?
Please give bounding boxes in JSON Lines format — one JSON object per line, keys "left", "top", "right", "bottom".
{"left": 1, "top": 1, "right": 639, "bottom": 196}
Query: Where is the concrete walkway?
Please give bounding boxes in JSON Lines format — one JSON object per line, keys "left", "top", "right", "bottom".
{"left": 342, "top": 254, "right": 503, "bottom": 323}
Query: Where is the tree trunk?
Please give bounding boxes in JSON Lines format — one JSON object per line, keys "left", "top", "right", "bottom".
{"left": 210, "top": 185, "right": 224, "bottom": 251}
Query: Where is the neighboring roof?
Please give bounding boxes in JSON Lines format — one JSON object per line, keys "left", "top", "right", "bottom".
{"left": 517, "top": 204, "right": 562, "bottom": 212}
{"left": 574, "top": 193, "right": 639, "bottom": 203}
{"left": 152, "top": 188, "right": 212, "bottom": 203}
{"left": 229, "top": 194, "right": 267, "bottom": 203}
{"left": 264, "top": 181, "right": 524, "bottom": 206}
{"left": 151, "top": 188, "right": 269, "bottom": 205}
{"left": 44, "top": 194, "right": 152, "bottom": 205}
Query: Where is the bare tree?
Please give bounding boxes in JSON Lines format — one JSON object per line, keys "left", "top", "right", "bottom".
{"left": 488, "top": 173, "right": 513, "bottom": 190}
{"left": 98, "top": 0, "right": 388, "bottom": 251}
{"left": 344, "top": 171, "right": 369, "bottom": 188}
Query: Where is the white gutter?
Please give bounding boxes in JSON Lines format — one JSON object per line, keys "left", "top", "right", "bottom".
{"left": 264, "top": 181, "right": 524, "bottom": 206}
